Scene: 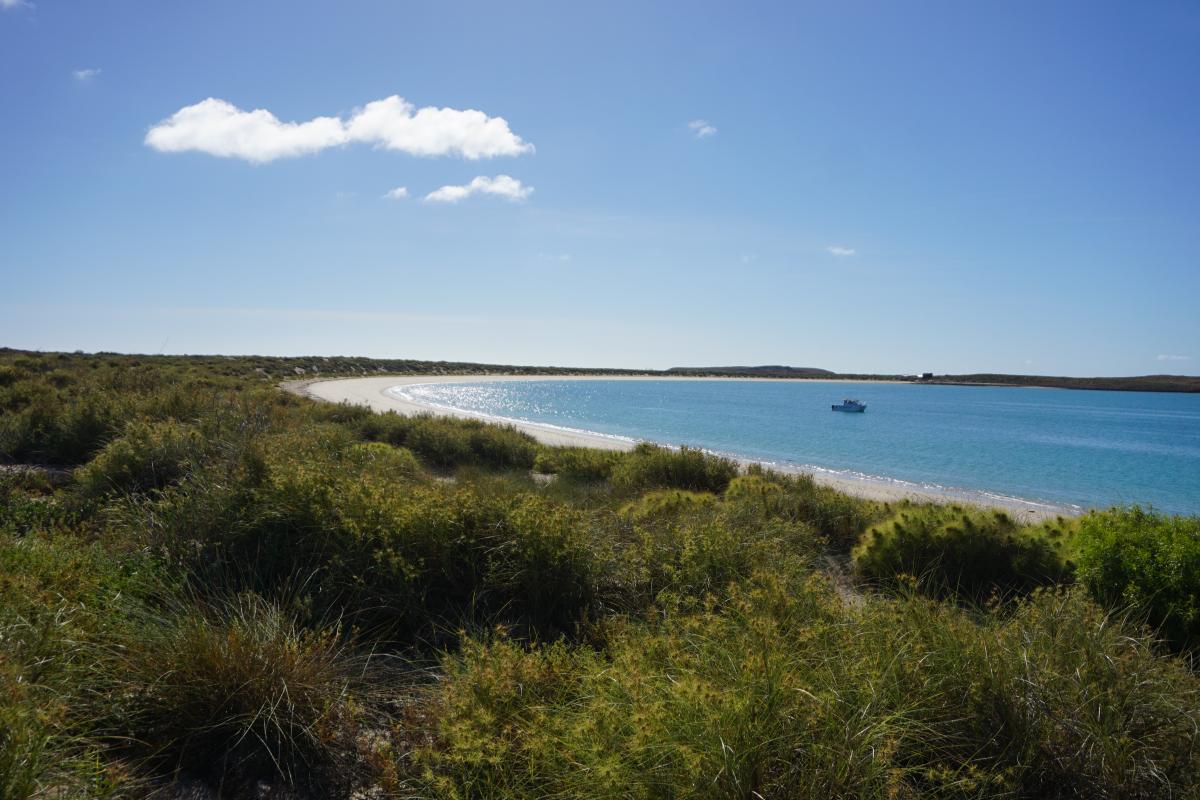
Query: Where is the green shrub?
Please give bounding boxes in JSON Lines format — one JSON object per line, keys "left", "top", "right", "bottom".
{"left": 74, "top": 419, "right": 203, "bottom": 500}
{"left": 533, "top": 446, "right": 625, "bottom": 482}
{"left": 422, "top": 578, "right": 1200, "bottom": 799}
{"left": 619, "top": 488, "right": 718, "bottom": 525}
{"left": 628, "top": 498, "right": 816, "bottom": 602}
{"left": 725, "top": 470, "right": 879, "bottom": 550}
{"left": 853, "top": 505, "right": 1073, "bottom": 602}
{"left": 610, "top": 443, "right": 738, "bottom": 495}
{"left": 464, "top": 422, "right": 539, "bottom": 471}
{"left": 485, "top": 497, "right": 597, "bottom": 632}
{"left": 360, "top": 412, "right": 537, "bottom": 470}
{"left": 1074, "top": 507, "right": 1200, "bottom": 648}
{"left": 0, "top": 475, "right": 75, "bottom": 536}
{"left": 0, "top": 392, "right": 127, "bottom": 466}
{"left": 344, "top": 441, "right": 422, "bottom": 481}
{"left": 140, "top": 454, "right": 598, "bottom": 638}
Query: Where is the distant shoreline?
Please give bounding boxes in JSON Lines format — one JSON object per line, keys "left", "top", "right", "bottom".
{"left": 3, "top": 349, "right": 1195, "bottom": 393}
{"left": 288, "top": 374, "right": 1081, "bottom": 522}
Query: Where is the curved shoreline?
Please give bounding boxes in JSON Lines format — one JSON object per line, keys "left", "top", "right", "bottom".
{"left": 288, "top": 375, "right": 1080, "bottom": 521}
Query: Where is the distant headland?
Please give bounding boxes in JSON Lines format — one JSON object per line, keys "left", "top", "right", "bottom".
{"left": 667, "top": 366, "right": 1200, "bottom": 393}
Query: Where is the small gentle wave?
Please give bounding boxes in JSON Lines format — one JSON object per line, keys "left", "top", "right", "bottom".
{"left": 387, "top": 384, "right": 641, "bottom": 447}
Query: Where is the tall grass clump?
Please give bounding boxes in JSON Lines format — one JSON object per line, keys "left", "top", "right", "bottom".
{"left": 610, "top": 443, "right": 738, "bottom": 495}
{"left": 0, "top": 528, "right": 157, "bottom": 798}
{"left": 99, "top": 594, "right": 362, "bottom": 792}
{"left": 726, "top": 469, "right": 880, "bottom": 550}
{"left": 1075, "top": 506, "right": 1200, "bottom": 649}
{"left": 854, "top": 587, "right": 1200, "bottom": 798}
{"left": 853, "top": 505, "right": 1074, "bottom": 602}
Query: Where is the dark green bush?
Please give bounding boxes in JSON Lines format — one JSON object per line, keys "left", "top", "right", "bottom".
{"left": 853, "top": 505, "right": 1074, "bottom": 602}
{"left": 533, "top": 445, "right": 625, "bottom": 482}
{"left": 610, "top": 443, "right": 738, "bottom": 495}
{"left": 485, "top": 497, "right": 597, "bottom": 631}
{"left": 359, "top": 412, "right": 537, "bottom": 470}
{"left": 1074, "top": 507, "right": 1200, "bottom": 648}
{"left": 140, "top": 453, "right": 597, "bottom": 637}
{"left": 0, "top": 393, "right": 127, "bottom": 466}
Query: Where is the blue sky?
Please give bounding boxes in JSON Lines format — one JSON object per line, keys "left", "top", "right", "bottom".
{"left": 1, "top": 1, "right": 1197, "bottom": 375}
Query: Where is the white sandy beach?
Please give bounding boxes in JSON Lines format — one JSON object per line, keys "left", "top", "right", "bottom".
{"left": 289, "top": 375, "right": 1077, "bottom": 521}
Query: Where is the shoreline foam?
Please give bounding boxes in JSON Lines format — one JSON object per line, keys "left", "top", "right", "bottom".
{"left": 290, "top": 375, "right": 1081, "bottom": 522}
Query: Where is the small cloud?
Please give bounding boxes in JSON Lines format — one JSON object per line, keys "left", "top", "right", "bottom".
{"left": 688, "top": 119, "right": 717, "bottom": 138}
{"left": 1156, "top": 354, "right": 1192, "bottom": 362}
{"left": 1, "top": 0, "right": 31, "bottom": 10}
{"left": 740, "top": 254, "right": 757, "bottom": 264}
{"left": 424, "top": 175, "right": 532, "bottom": 204}
{"left": 383, "top": 186, "right": 408, "bottom": 200}
{"left": 826, "top": 245, "right": 856, "bottom": 257}
{"left": 73, "top": 68, "right": 101, "bottom": 82}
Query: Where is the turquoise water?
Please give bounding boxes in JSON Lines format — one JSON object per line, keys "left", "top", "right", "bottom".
{"left": 394, "top": 380, "right": 1200, "bottom": 515}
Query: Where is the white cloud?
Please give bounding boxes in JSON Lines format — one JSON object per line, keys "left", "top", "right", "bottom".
{"left": 688, "top": 119, "right": 717, "bottom": 138}
{"left": 145, "top": 95, "right": 533, "bottom": 164}
{"left": 145, "top": 98, "right": 345, "bottom": 163}
{"left": 1, "top": 0, "right": 30, "bottom": 9}
{"left": 383, "top": 186, "right": 409, "bottom": 200}
{"left": 1156, "top": 354, "right": 1192, "bottom": 362}
{"left": 346, "top": 96, "right": 532, "bottom": 159}
{"left": 73, "top": 68, "right": 101, "bottom": 82}
{"left": 826, "top": 245, "right": 856, "bottom": 257}
{"left": 424, "top": 175, "right": 533, "bottom": 204}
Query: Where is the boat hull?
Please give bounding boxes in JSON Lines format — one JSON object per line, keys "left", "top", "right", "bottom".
{"left": 831, "top": 404, "right": 866, "bottom": 412}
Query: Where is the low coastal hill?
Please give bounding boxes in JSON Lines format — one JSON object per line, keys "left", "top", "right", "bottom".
{"left": 666, "top": 365, "right": 837, "bottom": 378}
{"left": 918, "top": 373, "right": 1200, "bottom": 393}
{"left": 670, "top": 363, "right": 1200, "bottom": 393}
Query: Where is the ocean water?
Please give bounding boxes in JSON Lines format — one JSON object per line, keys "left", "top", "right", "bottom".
{"left": 393, "top": 380, "right": 1200, "bottom": 515}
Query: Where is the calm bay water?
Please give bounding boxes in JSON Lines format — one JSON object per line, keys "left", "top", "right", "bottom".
{"left": 395, "top": 380, "right": 1200, "bottom": 515}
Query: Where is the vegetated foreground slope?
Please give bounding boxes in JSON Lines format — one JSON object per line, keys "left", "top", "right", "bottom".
{"left": 2, "top": 349, "right": 1200, "bottom": 799}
